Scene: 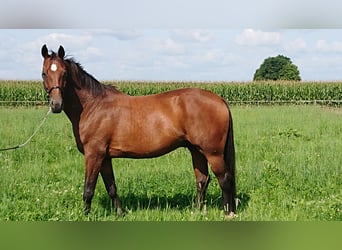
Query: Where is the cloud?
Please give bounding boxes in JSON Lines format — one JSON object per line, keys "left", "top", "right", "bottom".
{"left": 235, "top": 29, "right": 281, "bottom": 46}
{"left": 79, "top": 47, "right": 103, "bottom": 61}
{"left": 90, "top": 29, "right": 142, "bottom": 40}
{"left": 171, "top": 29, "right": 214, "bottom": 43}
{"left": 315, "top": 39, "right": 342, "bottom": 52}
{"left": 191, "top": 49, "right": 236, "bottom": 66}
{"left": 154, "top": 38, "right": 185, "bottom": 55}
{"left": 40, "top": 33, "right": 93, "bottom": 50}
{"left": 18, "top": 32, "right": 94, "bottom": 59}
{"left": 283, "top": 38, "right": 307, "bottom": 52}
{"left": 0, "top": 31, "right": 99, "bottom": 79}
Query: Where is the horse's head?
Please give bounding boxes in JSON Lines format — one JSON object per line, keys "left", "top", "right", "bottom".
{"left": 41, "top": 44, "right": 67, "bottom": 113}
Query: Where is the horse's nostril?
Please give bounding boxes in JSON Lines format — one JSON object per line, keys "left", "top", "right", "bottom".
{"left": 49, "top": 99, "right": 63, "bottom": 113}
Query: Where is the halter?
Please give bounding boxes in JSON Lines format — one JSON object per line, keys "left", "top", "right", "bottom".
{"left": 46, "top": 85, "right": 63, "bottom": 95}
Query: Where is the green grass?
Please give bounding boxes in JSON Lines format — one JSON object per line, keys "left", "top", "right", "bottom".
{"left": 0, "top": 105, "right": 341, "bottom": 221}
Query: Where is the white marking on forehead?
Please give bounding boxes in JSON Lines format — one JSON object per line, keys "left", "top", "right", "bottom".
{"left": 50, "top": 63, "right": 58, "bottom": 72}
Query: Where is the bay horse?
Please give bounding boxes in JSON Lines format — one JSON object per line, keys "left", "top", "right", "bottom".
{"left": 41, "top": 44, "right": 237, "bottom": 219}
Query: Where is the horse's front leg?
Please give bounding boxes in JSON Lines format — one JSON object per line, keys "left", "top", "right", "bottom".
{"left": 100, "top": 157, "right": 124, "bottom": 216}
{"left": 83, "top": 151, "right": 103, "bottom": 215}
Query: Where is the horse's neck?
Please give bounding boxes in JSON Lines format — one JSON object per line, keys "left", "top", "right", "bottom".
{"left": 63, "top": 79, "right": 94, "bottom": 112}
{"left": 63, "top": 87, "right": 84, "bottom": 153}
{"left": 65, "top": 61, "right": 97, "bottom": 109}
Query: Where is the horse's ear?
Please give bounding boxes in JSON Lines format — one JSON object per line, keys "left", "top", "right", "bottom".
{"left": 41, "top": 44, "right": 49, "bottom": 58}
{"left": 58, "top": 45, "right": 65, "bottom": 59}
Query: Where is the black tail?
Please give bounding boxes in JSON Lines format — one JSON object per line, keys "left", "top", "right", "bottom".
{"left": 224, "top": 108, "right": 237, "bottom": 201}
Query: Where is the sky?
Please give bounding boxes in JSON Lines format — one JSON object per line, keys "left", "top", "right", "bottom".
{"left": 2, "top": 29, "right": 342, "bottom": 81}
{"left": 1, "top": 1, "right": 342, "bottom": 82}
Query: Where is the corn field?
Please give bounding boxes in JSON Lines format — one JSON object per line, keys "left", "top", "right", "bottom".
{"left": 1, "top": 80, "right": 342, "bottom": 106}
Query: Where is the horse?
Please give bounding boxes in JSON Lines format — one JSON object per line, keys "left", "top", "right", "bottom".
{"left": 40, "top": 44, "right": 237, "bottom": 219}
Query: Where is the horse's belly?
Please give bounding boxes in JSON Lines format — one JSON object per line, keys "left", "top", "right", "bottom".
{"left": 108, "top": 112, "right": 185, "bottom": 158}
{"left": 108, "top": 139, "right": 182, "bottom": 158}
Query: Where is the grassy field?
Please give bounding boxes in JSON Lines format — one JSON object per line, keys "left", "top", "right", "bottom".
{"left": 0, "top": 105, "right": 341, "bottom": 221}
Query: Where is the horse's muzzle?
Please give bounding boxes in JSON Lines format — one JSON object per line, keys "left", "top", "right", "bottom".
{"left": 50, "top": 99, "right": 63, "bottom": 113}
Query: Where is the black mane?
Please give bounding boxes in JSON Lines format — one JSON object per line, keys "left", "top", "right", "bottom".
{"left": 61, "top": 55, "right": 118, "bottom": 97}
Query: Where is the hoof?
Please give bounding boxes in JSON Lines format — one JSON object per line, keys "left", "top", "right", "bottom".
{"left": 225, "top": 212, "right": 237, "bottom": 220}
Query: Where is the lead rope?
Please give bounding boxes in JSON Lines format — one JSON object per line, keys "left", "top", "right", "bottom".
{"left": 0, "top": 107, "right": 52, "bottom": 152}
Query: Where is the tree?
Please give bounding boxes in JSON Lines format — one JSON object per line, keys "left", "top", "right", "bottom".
{"left": 253, "top": 55, "right": 301, "bottom": 81}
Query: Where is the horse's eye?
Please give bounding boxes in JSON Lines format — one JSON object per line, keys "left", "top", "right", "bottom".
{"left": 42, "top": 72, "right": 47, "bottom": 79}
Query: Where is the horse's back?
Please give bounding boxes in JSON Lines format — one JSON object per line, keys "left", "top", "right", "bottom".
{"left": 153, "top": 88, "right": 228, "bottom": 114}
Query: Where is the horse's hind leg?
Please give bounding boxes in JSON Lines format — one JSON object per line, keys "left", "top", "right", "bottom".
{"left": 100, "top": 157, "right": 124, "bottom": 216}
{"left": 189, "top": 147, "right": 210, "bottom": 211}
{"left": 207, "top": 154, "right": 236, "bottom": 219}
